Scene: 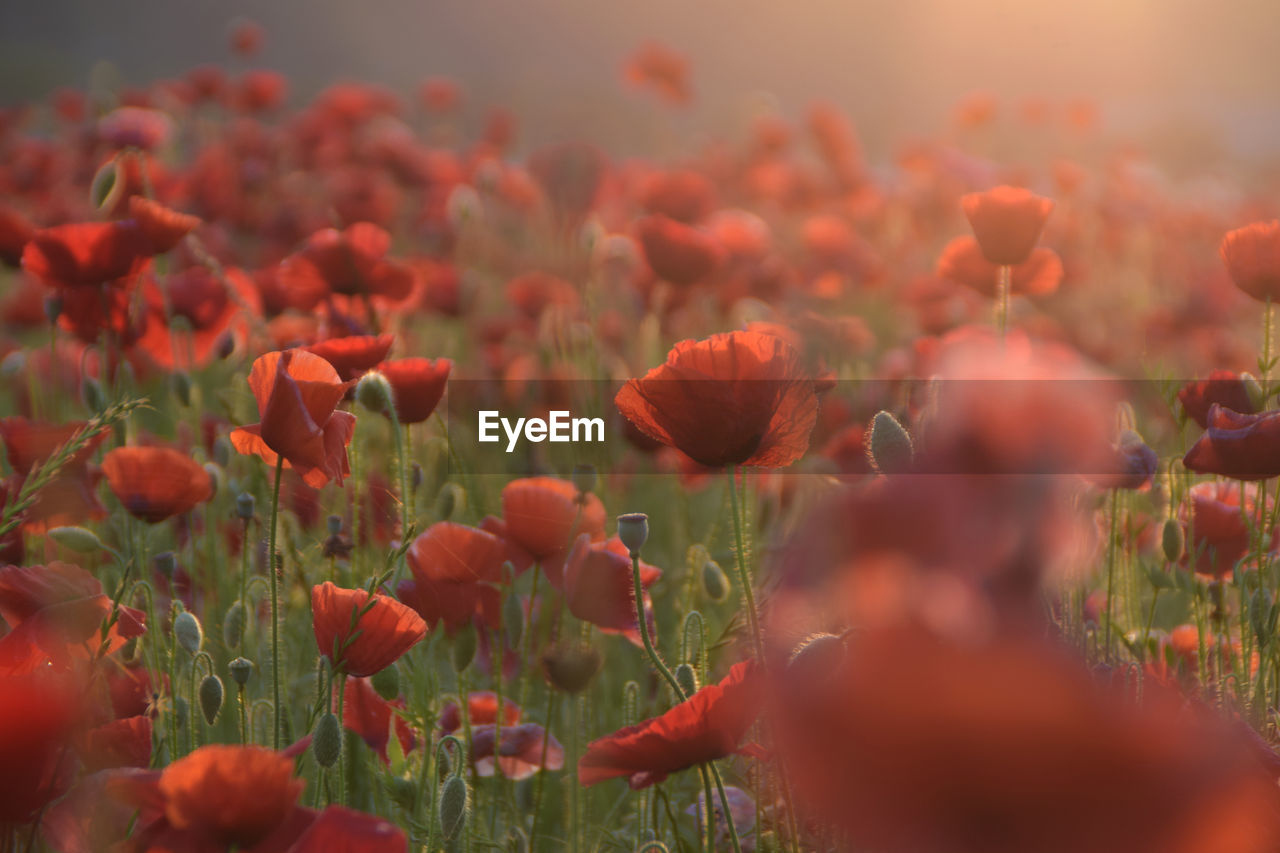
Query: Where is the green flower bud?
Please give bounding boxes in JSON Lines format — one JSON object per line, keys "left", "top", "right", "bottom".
{"left": 371, "top": 664, "right": 400, "bottom": 701}
{"left": 866, "top": 410, "right": 913, "bottom": 475}
{"left": 674, "top": 663, "right": 698, "bottom": 698}
{"left": 502, "top": 592, "right": 524, "bottom": 649}
{"left": 81, "top": 376, "right": 106, "bottom": 413}
{"left": 616, "top": 513, "right": 649, "bottom": 555}
{"left": 173, "top": 611, "right": 203, "bottom": 655}
{"left": 49, "top": 526, "right": 103, "bottom": 554}
{"left": 228, "top": 657, "right": 254, "bottom": 686}
{"left": 174, "top": 696, "right": 189, "bottom": 729}
{"left": 439, "top": 774, "right": 470, "bottom": 846}
{"left": 223, "top": 601, "right": 246, "bottom": 649}
{"left": 701, "top": 560, "right": 730, "bottom": 603}
{"left": 199, "top": 674, "right": 224, "bottom": 725}
{"left": 313, "top": 712, "right": 342, "bottom": 768}
{"left": 90, "top": 158, "right": 120, "bottom": 210}
{"left": 1162, "top": 517, "right": 1185, "bottom": 564}
{"left": 235, "top": 492, "right": 256, "bottom": 520}
{"left": 171, "top": 371, "right": 192, "bottom": 407}
{"left": 327, "top": 514, "right": 344, "bottom": 536}
{"left": 154, "top": 551, "right": 177, "bottom": 579}
{"left": 355, "top": 371, "right": 395, "bottom": 416}
{"left": 452, "top": 624, "right": 477, "bottom": 673}
{"left": 387, "top": 776, "right": 416, "bottom": 812}
{"left": 436, "top": 482, "right": 465, "bottom": 521}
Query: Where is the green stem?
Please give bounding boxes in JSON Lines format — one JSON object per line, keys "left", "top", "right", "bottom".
{"left": 268, "top": 455, "right": 284, "bottom": 749}
{"left": 1103, "top": 488, "right": 1119, "bottom": 661}
{"left": 996, "top": 264, "right": 1012, "bottom": 340}
{"left": 726, "top": 466, "right": 764, "bottom": 662}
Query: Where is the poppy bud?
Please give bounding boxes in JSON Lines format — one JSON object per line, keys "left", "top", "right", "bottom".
{"left": 787, "top": 633, "right": 845, "bottom": 681}
{"left": 236, "top": 492, "right": 256, "bottom": 520}
{"left": 202, "top": 463, "right": 221, "bottom": 499}
{"left": 49, "top": 525, "right": 104, "bottom": 553}
{"left": 701, "top": 560, "right": 730, "bottom": 603}
{"left": 174, "top": 696, "right": 189, "bottom": 729}
{"left": 174, "top": 611, "right": 203, "bottom": 655}
{"left": 439, "top": 773, "right": 470, "bottom": 846}
{"left": 327, "top": 514, "right": 344, "bottom": 536}
{"left": 675, "top": 663, "right": 698, "bottom": 697}
{"left": 199, "top": 674, "right": 224, "bottom": 725}
{"left": 387, "top": 776, "right": 416, "bottom": 811}
{"left": 436, "top": 483, "right": 466, "bottom": 521}
{"left": 213, "top": 436, "right": 232, "bottom": 468}
{"left": 43, "top": 294, "right": 62, "bottom": 324}
{"left": 502, "top": 591, "right": 525, "bottom": 649}
{"left": 1162, "top": 517, "right": 1185, "bottom": 564}
{"left": 90, "top": 158, "right": 120, "bottom": 210}
{"left": 1244, "top": 373, "right": 1267, "bottom": 412}
{"left": 313, "top": 712, "right": 342, "bottom": 768}
{"left": 572, "top": 464, "right": 598, "bottom": 497}
{"left": 171, "top": 371, "right": 192, "bottom": 407}
{"left": 82, "top": 376, "right": 105, "bottom": 413}
{"left": 866, "top": 411, "right": 913, "bottom": 475}
{"left": 356, "top": 370, "right": 396, "bottom": 416}
{"left": 371, "top": 663, "right": 400, "bottom": 701}
{"left": 411, "top": 461, "right": 424, "bottom": 492}
{"left": 541, "top": 642, "right": 602, "bottom": 694}
{"left": 223, "top": 600, "right": 246, "bottom": 648}
{"left": 452, "top": 624, "right": 477, "bottom": 673}
{"left": 229, "top": 656, "right": 254, "bottom": 686}
{"left": 154, "top": 551, "right": 177, "bottom": 579}
{"left": 617, "top": 513, "right": 649, "bottom": 555}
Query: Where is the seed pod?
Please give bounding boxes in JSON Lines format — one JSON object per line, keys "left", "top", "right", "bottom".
{"left": 371, "top": 664, "right": 400, "bottom": 701}
{"left": 616, "top": 513, "right": 649, "bottom": 555}
{"left": 228, "top": 657, "right": 254, "bottom": 686}
{"left": 502, "top": 592, "right": 525, "bottom": 649}
{"left": 541, "top": 642, "right": 602, "bottom": 694}
{"left": 701, "top": 560, "right": 730, "bottom": 603}
{"left": 572, "top": 464, "right": 597, "bottom": 496}
{"left": 327, "top": 514, "right": 344, "bottom": 536}
{"left": 439, "top": 774, "right": 470, "bottom": 846}
{"left": 451, "top": 624, "right": 476, "bottom": 673}
{"left": 199, "top": 675, "right": 224, "bottom": 725}
{"left": 675, "top": 663, "right": 698, "bottom": 698}
{"left": 213, "top": 436, "right": 232, "bottom": 468}
{"left": 866, "top": 411, "right": 913, "bottom": 475}
{"left": 174, "top": 611, "right": 203, "bottom": 656}
{"left": 43, "top": 294, "right": 62, "bottom": 325}
{"left": 223, "top": 601, "right": 246, "bottom": 649}
{"left": 1162, "top": 517, "right": 1185, "bottom": 564}
{"left": 49, "top": 526, "right": 103, "bottom": 554}
{"left": 236, "top": 492, "right": 256, "bottom": 520}
{"left": 154, "top": 551, "right": 177, "bottom": 579}
{"left": 313, "top": 712, "right": 342, "bottom": 768}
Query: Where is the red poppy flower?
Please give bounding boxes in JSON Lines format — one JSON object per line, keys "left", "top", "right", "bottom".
{"left": 103, "top": 446, "right": 214, "bottom": 523}
{"left": 21, "top": 221, "right": 151, "bottom": 289}
{"left": 960, "top": 185, "right": 1054, "bottom": 266}
{"left": 128, "top": 196, "right": 200, "bottom": 254}
{"left": 98, "top": 107, "right": 173, "bottom": 151}
{"left": 579, "top": 661, "right": 762, "bottom": 789}
{"left": 277, "top": 225, "right": 415, "bottom": 305}
{"left": 229, "top": 349, "right": 357, "bottom": 488}
{"left": 304, "top": 334, "right": 395, "bottom": 383}
{"left": 400, "top": 522, "right": 506, "bottom": 633}
{"left": 936, "top": 236, "right": 1063, "bottom": 298}
{"left": 229, "top": 18, "right": 265, "bottom": 56}
{"left": 438, "top": 691, "right": 523, "bottom": 734}
{"left": 623, "top": 41, "right": 692, "bottom": 105}
{"left": 0, "top": 671, "right": 80, "bottom": 824}
{"left": 635, "top": 214, "right": 723, "bottom": 287}
{"left": 287, "top": 806, "right": 407, "bottom": 853}
{"left": 505, "top": 272, "right": 579, "bottom": 321}
{"left": 470, "top": 723, "right": 564, "bottom": 780}
{"left": 1180, "top": 481, "right": 1272, "bottom": 577}
{"left": 639, "top": 169, "right": 717, "bottom": 224}
{"left": 80, "top": 715, "right": 153, "bottom": 772}
{"left": 0, "top": 561, "right": 146, "bottom": 674}
{"left": 311, "top": 582, "right": 427, "bottom": 677}
{"left": 562, "top": 534, "right": 660, "bottom": 645}
{"left": 1220, "top": 221, "right": 1280, "bottom": 302}
{"left": 341, "top": 677, "right": 415, "bottom": 764}
{"left": 376, "top": 358, "right": 451, "bottom": 424}
{"left": 1184, "top": 405, "right": 1280, "bottom": 481}
{"left": 0, "top": 204, "right": 35, "bottom": 267}
{"left": 1178, "top": 371, "right": 1257, "bottom": 428}
{"left": 235, "top": 70, "right": 289, "bottom": 114}
{"left": 500, "top": 477, "right": 607, "bottom": 571}
{"left": 136, "top": 266, "right": 260, "bottom": 370}
{"left": 0, "top": 417, "right": 107, "bottom": 531}
{"left": 615, "top": 330, "right": 819, "bottom": 469}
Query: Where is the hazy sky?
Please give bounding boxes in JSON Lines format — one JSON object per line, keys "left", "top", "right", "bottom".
{"left": 2, "top": 0, "right": 1278, "bottom": 165}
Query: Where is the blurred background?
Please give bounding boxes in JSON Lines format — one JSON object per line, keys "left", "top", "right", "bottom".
{"left": 2, "top": 0, "right": 1278, "bottom": 172}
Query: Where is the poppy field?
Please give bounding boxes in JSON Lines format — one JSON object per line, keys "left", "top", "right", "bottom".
{"left": 5, "top": 10, "right": 1280, "bottom": 853}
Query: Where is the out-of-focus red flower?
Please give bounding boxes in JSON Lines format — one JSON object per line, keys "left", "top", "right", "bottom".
{"left": 639, "top": 169, "right": 717, "bottom": 224}
{"left": 80, "top": 715, "right": 153, "bottom": 772}
{"left": 98, "top": 107, "right": 174, "bottom": 151}
{"left": 0, "top": 671, "right": 80, "bottom": 824}
{"left": 277, "top": 224, "right": 415, "bottom": 307}
{"left": 562, "top": 534, "right": 659, "bottom": 645}
{"left": 341, "top": 677, "right": 415, "bottom": 764}
{"left": 773, "top": 624, "right": 1280, "bottom": 853}
{"left": 375, "top": 358, "right": 451, "bottom": 424}
{"left": 400, "top": 522, "right": 506, "bottom": 633}
{"left": 623, "top": 41, "right": 692, "bottom": 105}
{"left": 21, "top": 221, "right": 151, "bottom": 289}
{"left": 438, "top": 691, "right": 522, "bottom": 734}
{"left": 0, "top": 561, "right": 146, "bottom": 674}
{"left": 1180, "top": 481, "right": 1273, "bottom": 577}
{"left": 234, "top": 70, "right": 289, "bottom": 113}
{"left": 635, "top": 214, "right": 723, "bottom": 287}
{"left": 137, "top": 265, "right": 260, "bottom": 370}
{"left": 1220, "top": 221, "right": 1280, "bottom": 302}
{"left": 0, "top": 417, "right": 107, "bottom": 531}
{"left": 311, "top": 582, "right": 426, "bottom": 677}
{"left": 499, "top": 477, "right": 606, "bottom": 572}
{"left": 961, "top": 185, "right": 1054, "bottom": 266}
{"left": 579, "top": 661, "right": 761, "bottom": 789}
{"left": 470, "top": 723, "right": 564, "bottom": 779}
{"left": 1085, "top": 432, "right": 1159, "bottom": 491}
{"left": 505, "top": 272, "right": 579, "bottom": 322}
{"left": 937, "top": 236, "right": 1063, "bottom": 298}
{"left": 304, "top": 334, "right": 394, "bottom": 383}
{"left": 952, "top": 91, "right": 998, "bottom": 129}
{"left": 0, "top": 204, "right": 35, "bottom": 267}
{"left": 287, "top": 806, "right": 407, "bottom": 853}
{"left": 128, "top": 196, "right": 200, "bottom": 254}
{"left": 229, "top": 349, "right": 357, "bottom": 488}
{"left": 1184, "top": 405, "right": 1280, "bottom": 481}
{"left": 615, "top": 330, "right": 819, "bottom": 468}
{"left": 229, "top": 18, "right": 265, "bottom": 56}
{"left": 528, "top": 141, "right": 607, "bottom": 226}
{"left": 103, "top": 445, "right": 213, "bottom": 523}
{"left": 419, "top": 76, "right": 462, "bottom": 113}
{"left": 1178, "top": 371, "right": 1257, "bottom": 428}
